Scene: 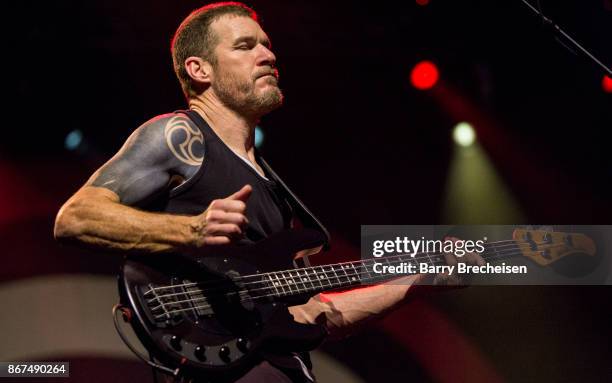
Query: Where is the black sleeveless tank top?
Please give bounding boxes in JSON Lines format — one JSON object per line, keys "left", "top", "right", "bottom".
{"left": 147, "top": 110, "right": 292, "bottom": 243}
{"left": 145, "top": 110, "right": 313, "bottom": 382}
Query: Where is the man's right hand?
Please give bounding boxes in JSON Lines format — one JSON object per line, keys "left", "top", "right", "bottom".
{"left": 55, "top": 114, "right": 256, "bottom": 255}
{"left": 189, "top": 184, "right": 253, "bottom": 246}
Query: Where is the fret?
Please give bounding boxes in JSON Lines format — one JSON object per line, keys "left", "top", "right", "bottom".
{"left": 429, "top": 253, "right": 443, "bottom": 265}
{"left": 394, "top": 255, "right": 405, "bottom": 269}
{"left": 349, "top": 263, "right": 361, "bottom": 284}
{"left": 274, "top": 273, "right": 287, "bottom": 296}
{"left": 336, "top": 266, "right": 347, "bottom": 287}
{"left": 312, "top": 268, "right": 324, "bottom": 290}
{"left": 361, "top": 260, "right": 373, "bottom": 282}
{"left": 317, "top": 267, "right": 328, "bottom": 288}
{"left": 423, "top": 252, "right": 434, "bottom": 266}
{"left": 267, "top": 274, "right": 281, "bottom": 297}
{"left": 409, "top": 255, "right": 420, "bottom": 270}
{"left": 327, "top": 266, "right": 337, "bottom": 288}
{"left": 490, "top": 243, "right": 499, "bottom": 262}
{"left": 294, "top": 270, "right": 304, "bottom": 293}
{"left": 359, "top": 261, "right": 372, "bottom": 283}
{"left": 406, "top": 255, "right": 417, "bottom": 268}
{"left": 415, "top": 254, "right": 426, "bottom": 267}
{"left": 372, "top": 258, "right": 392, "bottom": 283}
{"left": 329, "top": 266, "right": 341, "bottom": 288}
{"left": 419, "top": 253, "right": 429, "bottom": 265}
{"left": 307, "top": 269, "right": 317, "bottom": 292}
{"left": 340, "top": 264, "right": 351, "bottom": 284}
{"left": 329, "top": 266, "right": 340, "bottom": 287}
{"left": 323, "top": 266, "right": 339, "bottom": 287}
{"left": 301, "top": 269, "right": 316, "bottom": 292}
{"left": 339, "top": 264, "right": 351, "bottom": 285}
{"left": 317, "top": 266, "right": 332, "bottom": 289}
{"left": 383, "top": 258, "right": 392, "bottom": 274}
{"left": 416, "top": 254, "right": 424, "bottom": 265}
{"left": 289, "top": 271, "right": 304, "bottom": 294}
{"left": 282, "top": 272, "right": 295, "bottom": 295}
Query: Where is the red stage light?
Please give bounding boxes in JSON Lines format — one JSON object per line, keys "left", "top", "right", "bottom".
{"left": 416, "top": 0, "right": 430, "bottom": 6}
{"left": 603, "top": 75, "right": 612, "bottom": 93}
{"left": 411, "top": 60, "right": 439, "bottom": 90}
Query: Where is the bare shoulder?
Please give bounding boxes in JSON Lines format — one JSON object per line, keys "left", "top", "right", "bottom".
{"left": 107, "top": 112, "right": 204, "bottom": 170}
{"left": 86, "top": 112, "right": 204, "bottom": 205}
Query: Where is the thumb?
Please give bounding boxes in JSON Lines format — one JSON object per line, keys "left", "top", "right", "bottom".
{"left": 227, "top": 184, "right": 252, "bottom": 202}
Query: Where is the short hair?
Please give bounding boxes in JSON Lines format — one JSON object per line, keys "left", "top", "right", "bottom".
{"left": 171, "top": 2, "right": 259, "bottom": 98}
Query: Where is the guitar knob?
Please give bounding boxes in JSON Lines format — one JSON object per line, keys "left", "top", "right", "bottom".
{"left": 236, "top": 337, "right": 249, "bottom": 352}
{"left": 194, "top": 345, "right": 206, "bottom": 361}
{"left": 219, "top": 345, "right": 230, "bottom": 360}
{"left": 170, "top": 335, "right": 182, "bottom": 351}
{"left": 541, "top": 249, "right": 551, "bottom": 259}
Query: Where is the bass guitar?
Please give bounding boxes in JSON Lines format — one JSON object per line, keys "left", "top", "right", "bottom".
{"left": 116, "top": 228, "right": 595, "bottom": 380}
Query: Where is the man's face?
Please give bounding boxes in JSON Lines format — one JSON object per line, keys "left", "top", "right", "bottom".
{"left": 208, "top": 15, "right": 283, "bottom": 118}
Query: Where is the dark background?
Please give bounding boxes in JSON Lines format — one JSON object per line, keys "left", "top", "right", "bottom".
{"left": 2, "top": 0, "right": 612, "bottom": 382}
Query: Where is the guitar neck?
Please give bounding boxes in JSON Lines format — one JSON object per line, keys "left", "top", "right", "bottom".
{"left": 254, "top": 240, "right": 522, "bottom": 300}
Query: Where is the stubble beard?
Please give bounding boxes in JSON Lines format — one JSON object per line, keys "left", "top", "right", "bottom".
{"left": 212, "top": 69, "right": 284, "bottom": 119}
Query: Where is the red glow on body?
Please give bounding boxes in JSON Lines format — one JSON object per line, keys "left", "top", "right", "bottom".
{"left": 603, "top": 75, "right": 612, "bottom": 93}
{"left": 411, "top": 61, "right": 439, "bottom": 90}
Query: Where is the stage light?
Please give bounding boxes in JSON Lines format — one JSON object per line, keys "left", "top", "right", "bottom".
{"left": 65, "top": 130, "right": 83, "bottom": 151}
{"left": 416, "top": 0, "right": 430, "bottom": 5}
{"left": 453, "top": 122, "right": 476, "bottom": 147}
{"left": 255, "top": 126, "right": 264, "bottom": 148}
{"left": 603, "top": 75, "right": 612, "bottom": 93}
{"left": 443, "top": 143, "right": 525, "bottom": 223}
{"left": 410, "top": 60, "right": 439, "bottom": 90}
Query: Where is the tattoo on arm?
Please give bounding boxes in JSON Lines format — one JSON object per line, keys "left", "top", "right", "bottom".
{"left": 165, "top": 115, "right": 204, "bottom": 166}
{"left": 88, "top": 114, "right": 204, "bottom": 206}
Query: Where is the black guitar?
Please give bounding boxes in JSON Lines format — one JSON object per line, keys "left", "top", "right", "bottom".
{"left": 117, "top": 228, "right": 595, "bottom": 380}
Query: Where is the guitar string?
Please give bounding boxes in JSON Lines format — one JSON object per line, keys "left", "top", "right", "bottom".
{"left": 144, "top": 239, "right": 564, "bottom": 299}
{"left": 149, "top": 241, "right": 560, "bottom": 311}
{"left": 150, "top": 246, "right": 561, "bottom": 318}
{"left": 145, "top": 240, "right": 529, "bottom": 303}
{"left": 145, "top": 239, "right": 566, "bottom": 306}
{"left": 152, "top": 249, "right": 531, "bottom": 319}
{"left": 141, "top": 239, "right": 526, "bottom": 294}
{"left": 142, "top": 237, "right": 556, "bottom": 295}
{"left": 147, "top": 242, "right": 544, "bottom": 309}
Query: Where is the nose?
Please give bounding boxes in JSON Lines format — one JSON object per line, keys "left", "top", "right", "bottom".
{"left": 257, "top": 44, "right": 276, "bottom": 68}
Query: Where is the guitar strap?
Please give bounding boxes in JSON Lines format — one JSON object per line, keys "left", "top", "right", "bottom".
{"left": 257, "top": 155, "right": 331, "bottom": 250}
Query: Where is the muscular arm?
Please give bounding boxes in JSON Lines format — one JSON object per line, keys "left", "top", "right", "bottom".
{"left": 54, "top": 114, "right": 219, "bottom": 253}
{"left": 289, "top": 274, "right": 428, "bottom": 339}
{"left": 289, "top": 245, "right": 483, "bottom": 338}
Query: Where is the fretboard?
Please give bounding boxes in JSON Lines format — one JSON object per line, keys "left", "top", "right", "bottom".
{"left": 250, "top": 240, "right": 522, "bottom": 300}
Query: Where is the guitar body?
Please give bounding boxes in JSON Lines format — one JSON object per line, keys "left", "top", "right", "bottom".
{"left": 118, "top": 228, "right": 328, "bottom": 381}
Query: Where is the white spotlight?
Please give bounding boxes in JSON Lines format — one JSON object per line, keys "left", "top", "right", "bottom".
{"left": 453, "top": 122, "right": 476, "bottom": 147}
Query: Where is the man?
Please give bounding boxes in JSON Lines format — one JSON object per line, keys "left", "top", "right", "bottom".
{"left": 54, "top": 3, "right": 481, "bottom": 382}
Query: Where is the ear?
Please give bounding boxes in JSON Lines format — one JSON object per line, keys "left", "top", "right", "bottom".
{"left": 184, "top": 56, "right": 213, "bottom": 88}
